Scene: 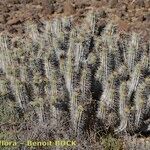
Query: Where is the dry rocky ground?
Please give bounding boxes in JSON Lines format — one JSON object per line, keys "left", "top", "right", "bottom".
{"left": 0, "top": 0, "right": 150, "bottom": 37}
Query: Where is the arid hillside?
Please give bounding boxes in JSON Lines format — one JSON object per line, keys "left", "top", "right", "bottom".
{"left": 0, "top": 0, "right": 150, "bottom": 36}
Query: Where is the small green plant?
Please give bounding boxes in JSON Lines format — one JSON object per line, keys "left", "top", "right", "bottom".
{"left": 101, "top": 134, "right": 123, "bottom": 150}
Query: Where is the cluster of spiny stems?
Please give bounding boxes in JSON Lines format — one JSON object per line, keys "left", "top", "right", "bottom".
{"left": 0, "top": 10, "right": 149, "bottom": 144}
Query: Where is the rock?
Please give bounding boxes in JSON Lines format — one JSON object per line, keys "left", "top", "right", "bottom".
{"left": 7, "top": 17, "right": 21, "bottom": 25}
{"left": 64, "top": 1, "right": 75, "bottom": 16}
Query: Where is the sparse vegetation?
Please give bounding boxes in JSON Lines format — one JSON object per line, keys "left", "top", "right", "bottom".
{"left": 0, "top": 10, "right": 149, "bottom": 150}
